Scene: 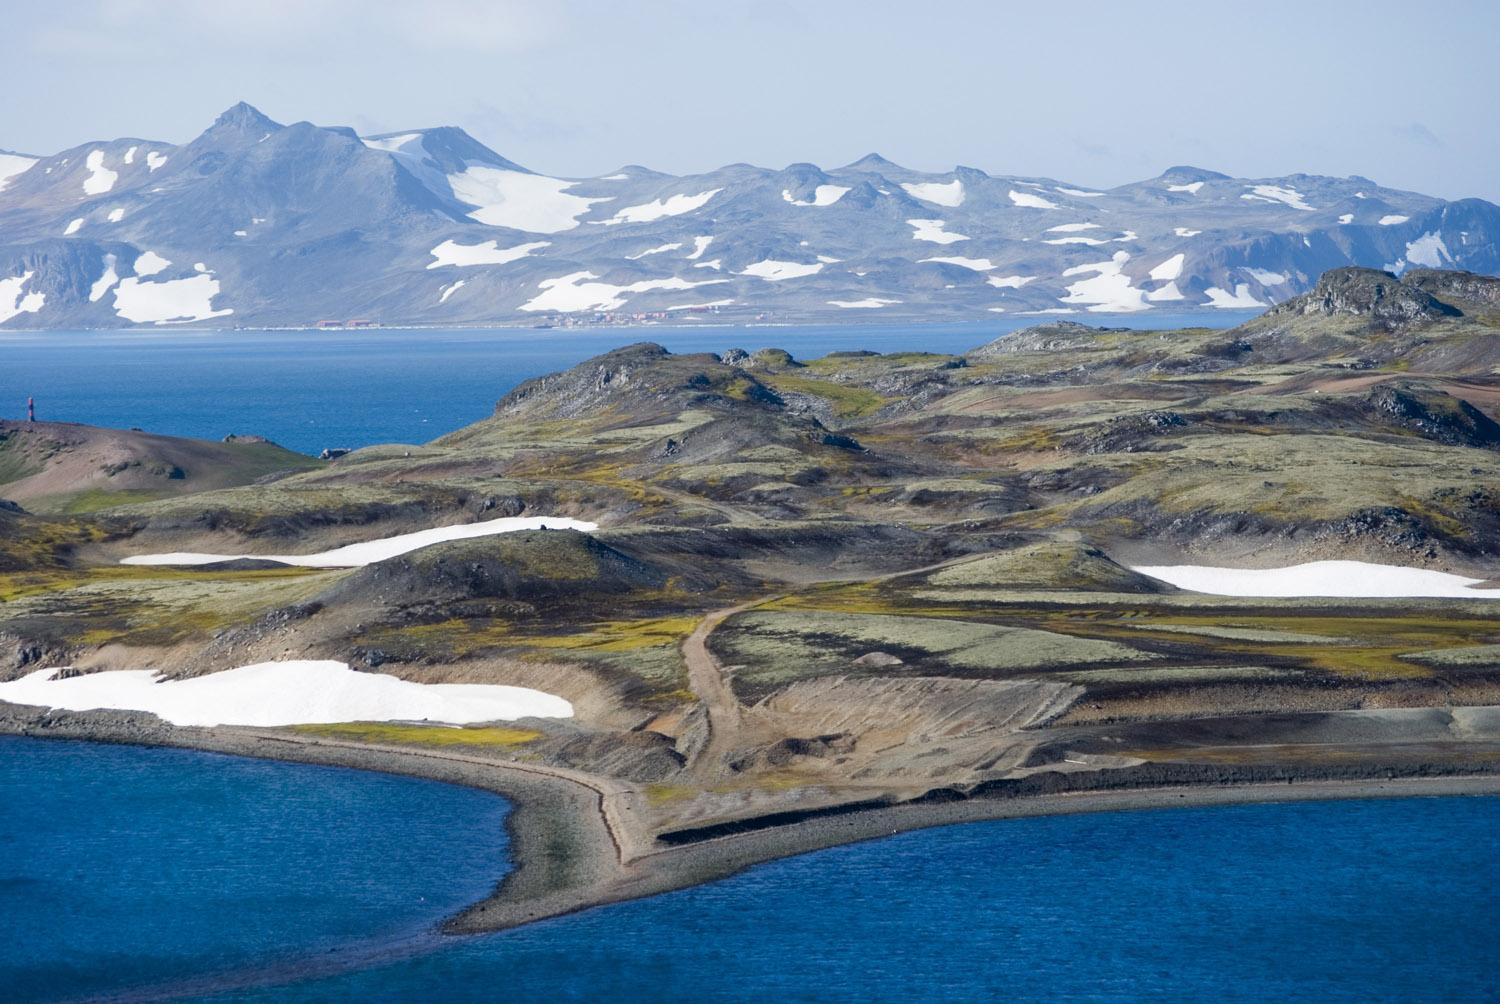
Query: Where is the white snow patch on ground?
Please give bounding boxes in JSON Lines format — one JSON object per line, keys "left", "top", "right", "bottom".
{"left": 146, "top": 152, "right": 167, "bottom": 171}
{"left": 0, "top": 272, "right": 45, "bottom": 323}
{"left": 1241, "top": 185, "right": 1314, "bottom": 211}
{"left": 921, "top": 256, "right": 996, "bottom": 271}
{"left": 601, "top": 173, "right": 630, "bottom": 181}
{"left": 1167, "top": 181, "right": 1205, "bottom": 194}
{"left": 693, "top": 259, "right": 722, "bottom": 270}
{"left": 987, "top": 275, "right": 1035, "bottom": 289}
{"left": 666, "top": 299, "right": 734, "bottom": 311}
{"left": 113, "top": 275, "right": 232, "bottom": 325}
{"left": 82, "top": 149, "right": 117, "bottom": 195}
{"left": 426, "top": 239, "right": 549, "bottom": 269}
{"left": 782, "top": 185, "right": 850, "bottom": 207}
{"left": 603, "top": 189, "right": 721, "bottom": 226}
{"left": 1132, "top": 560, "right": 1500, "bottom": 599}
{"left": 1404, "top": 232, "right": 1451, "bottom": 268}
{"left": 439, "top": 279, "right": 466, "bottom": 303}
{"left": 106, "top": 207, "right": 124, "bottom": 223}
{"left": 686, "top": 236, "right": 714, "bottom": 260}
{"left": 1056, "top": 187, "right": 1104, "bottom": 198}
{"left": 626, "top": 242, "right": 683, "bottom": 260}
{"left": 1059, "top": 251, "right": 1149, "bottom": 312}
{"left": 907, "top": 219, "right": 969, "bottom": 244}
{"left": 133, "top": 251, "right": 171, "bottom": 277}
{"left": 520, "top": 272, "right": 726, "bottom": 312}
{"left": 901, "top": 180, "right": 965, "bottom": 206}
{"left": 64, "top": 218, "right": 83, "bottom": 236}
{"left": 193, "top": 263, "right": 208, "bottom": 273}
{"left": 0, "top": 152, "right": 38, "bottom": 191}
{"left": 1047, "top": 223, "right": 1101, "bottom": 233}
{"left": 1009, "top": 189, "right": 1060, "bottom": 209}
{"left": 450, "top": 166, "right": 613, "bottom": 233}
{"left": 829, "top": 298, "right": 900, "bottom": 308}
{"left": 1149, "top": 253, "right": 1185, "bottom": 282}
{"left": 123, "top": 146, "right": 137, "bottom": 165}
{"left": 1174, "top": 227, "right": 1202, "bottom": 237}
{"left": 816, "top": 255, "right": 840, "bottom": 264}
{"left": 1146, "top": 281, "right": 1184, "bottom": 302}
{"left": 740, "top": 259, "right": 824, "bottom": 281}
{"left": 233, "top": 230, "right": 248, "bottom": 238}
{"left": 1203, "top": 284, "right": 1265, "bottom": 308}
{"left": 124, "top": 516, "right": 600, "bottom": 568}
{"left": 89, "top": 254, "right": 119, "bottom": 302}
{"left": 1339, "top": 213, "right": 1355, "bottom": 224}
{"left": 1021, "top": 308, "right": 1077, "bottom": 315}
{"left": 1244, "top": 267, "right": 1287, "bottom": 285}
{"left": 1379, "top": 214, "right": 1410, "bottom": 226}
{"left": 1044, "top": 235, "right": 1108, "bottom": 246}
{"left": 0, "top": 660, "right": 573, "bottom": 727}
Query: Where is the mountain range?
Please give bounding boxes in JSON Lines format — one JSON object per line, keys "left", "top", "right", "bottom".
{"left": 2, "top": 101, "right": 1497, "bottom": 329}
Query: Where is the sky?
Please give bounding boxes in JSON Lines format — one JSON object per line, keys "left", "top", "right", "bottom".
{"left": 4, "top": 0, "right": 1498, "bottom": 202}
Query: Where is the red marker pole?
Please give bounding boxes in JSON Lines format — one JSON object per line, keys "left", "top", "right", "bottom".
{"left": 27, "top": 397, "right": 34, "bottom": 422}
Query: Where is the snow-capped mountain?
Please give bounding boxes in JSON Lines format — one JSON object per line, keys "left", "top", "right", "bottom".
{"left": 2, "top": 102, "right": 1497, "bottom": 328}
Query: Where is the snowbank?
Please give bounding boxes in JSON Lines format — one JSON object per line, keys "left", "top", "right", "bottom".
{"left": 901, "top": 180, "right": 965, "bottom": 207}
{"left": 1132, "top": 560, "right": 1500, "bottom": 599}
{"left": 121, "top": 515, "right": 599, "bottom": 568}
{"left": 0, "top": 660, "right": 573, "bottom": 727}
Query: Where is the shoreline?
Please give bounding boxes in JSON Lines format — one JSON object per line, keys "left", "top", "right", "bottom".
{"left": 6, "top": 707, "right": 1500, "bottom": 939}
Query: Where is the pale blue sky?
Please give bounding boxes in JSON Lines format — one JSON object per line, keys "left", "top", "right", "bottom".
{"left": 5, "top": 0, "right": 1497, "bottom": 201}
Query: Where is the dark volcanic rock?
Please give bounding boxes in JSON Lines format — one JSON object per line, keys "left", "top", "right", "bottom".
{"left": 1265, "top": 267, "right": 1461, "bottom": 329}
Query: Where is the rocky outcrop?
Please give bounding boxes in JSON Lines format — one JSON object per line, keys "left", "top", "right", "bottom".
{"left": 1264, "top": 267, "right": 1461, "bottom": 329}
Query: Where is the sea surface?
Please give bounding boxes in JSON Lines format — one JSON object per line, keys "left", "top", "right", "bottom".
{"left": 0, "top": 313, "right": 1253, "bottom": 455}
{"left": 3, "top": 737, "right": 1496, "bottom": 1003}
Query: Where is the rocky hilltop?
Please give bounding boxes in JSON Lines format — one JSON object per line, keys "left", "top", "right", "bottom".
{"left": 2, "top": 103, "right": 1498, "bottom": 328}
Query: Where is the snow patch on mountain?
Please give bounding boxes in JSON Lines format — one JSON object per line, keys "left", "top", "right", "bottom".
{"left": 439, "top": 279, "right": 465, "bottom": 303}
{"left": 626, "top": 242, "right": 682, "bottom": 260}
{"left": 1047, "top": 223, "right": 1101, "bottom": 233}
{"left": 907, "top": 219, "right": 969, "bottom": 244}
{"left": 450, "top": 166, "right": 612, "bottom": 233}
{"left": 987, "top": 275, "right": 1035, "bottom": 289}
{"left": 1404, "top": 232, "right": 1451, "bottom": 268}
{"left": 740, "top": 259, "right": 825, "bottom": 281}
{"left": 520, "top": 271, "right": 726, "bottom": 312}
{"left": 604, "top": 189, "right": 721, "bottom": 226}
{"left": 901, "top": 180, "right": 964, "bottom": 206}
{"left": 1009, "top": 190, "right": 1060, "bottom": 210}
{"left": 829, "top": 298, "right": 900, "bottom": 308}
{"left": 1242, "top": 185, "right": 1313, "bottom": 211}
{"left": 146, "top": 152, "right": 167, "bottom": 171}
{"left": 89, "top": 254, "right": 119, "bottom": 302}
{"left": 1045, "top": 235, "right": 1109, "bottom": 246}
{"left": 0, "top": 272, "right": 45, "bottom": 323}
{"left": 114, "top": 273, "right": 231, "bottom": 324}
{"left": 106, "top": 207, "right": 125, "bottom": 223}
{"left": 1059, "top": 251, "right": 1148, "bottom": 312}
{"left": 922, "top": 256, "right": 997, "bottom": 271}
{"left": 1203, "top": 284, "right": 1265, "bottom": 308}
{"left": 686, "top": 236, "right": 714, "bottom": 260}
{"left": 1174, "top": 227, "right": 1202, "bottom": 237}
{"left": 783, "top": 185, "right": 850, "bottom": 207}
{"left": 63, "top": 218, "right": 83, "bottom": 236}
{"left": 1379, "top": 214, "right": 1410, "bottom": 226}
{"left": 1167, "top": 181, "right": 1204, "bottom": 194}
{"left": 1339, "top": 213, "right": 1354, "bottom": 224}
{"left": 1146, "top": 281, "right": 1184, "bottom": 302}
{"left": 82, "top": 149, "right": 117, "bottom": 195}
{"left": 427, "top": 238, "right": 548, "bottom": 269}
{"left": 1056, "top": 187, "right": 1104, "bottom": 198}
{"left": 1149, "top": 253, "right": 1185, "bottom": 282}
{"left": 134, "top": 251, "right": 171, "bottom": 277}
{"left": 1244, "top": 267, "right": 1288, "bottom": 285}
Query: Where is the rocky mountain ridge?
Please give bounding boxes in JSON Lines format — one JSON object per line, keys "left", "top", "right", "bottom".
{"left": 2, "top": 103, "right": 1498, "bottom": 329}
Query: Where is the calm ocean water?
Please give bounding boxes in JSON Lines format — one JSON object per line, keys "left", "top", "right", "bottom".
{"left": 0, "top": 313, "right": 1252, "bottom": 455}
{"left": 2, "top": 738, "right": 1496, "bottom": 1003}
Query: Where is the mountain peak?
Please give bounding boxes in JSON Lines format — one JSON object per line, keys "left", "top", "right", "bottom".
{"left": 843, "top": 152, "right": 903, "bottom": 172}
{"left": 1158, "top": 165, "right": 1230, "bottom": 182}
{"left": 212, "top": 101, "right": 281, "bottom": 133}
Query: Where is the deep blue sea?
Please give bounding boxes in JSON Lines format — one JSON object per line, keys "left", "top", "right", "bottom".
{"left": 0, "top": 314, "right": 1252, "bottom": 455}
{"left": 3, "top": 738, "right": 1496, "bottom": 1003}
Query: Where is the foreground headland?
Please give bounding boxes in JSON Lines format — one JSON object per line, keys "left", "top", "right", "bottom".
{"left": 8, "top": 267, "right": 1500, "bottom": 932}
